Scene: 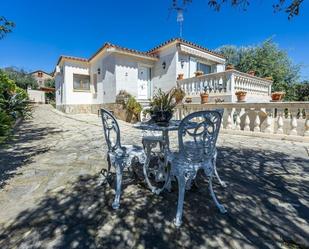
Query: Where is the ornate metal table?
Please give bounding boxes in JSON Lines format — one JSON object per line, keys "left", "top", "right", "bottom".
{"left": 133, "top": 120, "right": 181, "bottom": 194}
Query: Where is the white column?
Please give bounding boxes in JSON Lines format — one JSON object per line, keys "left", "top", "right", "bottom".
{"left": 226, "top": 109, "right": 233, "bottom": 129}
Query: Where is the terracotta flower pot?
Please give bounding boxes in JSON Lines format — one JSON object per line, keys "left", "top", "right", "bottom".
{"left": 177, "top": 73, "right": 184, "bottom": 80}
{"left": 248, "top": 70, "right": 255, "bottom": 76}
{"left": 235, "top": 91, "right": 247, "bottom": 102}
{"left": 185, "top": 97, "right": 192, "bottom": 103}
{"left": 194, "top": 71, "right": 204, "bottom": 77}
{"left": 264, "top": 76, "right": 273, "bottom": 81}
{"left": 226, "top": 64, "right": 235, "bottom": 70}
{"left": 271, "top": 92, "right": 285, "bottom": 102}
{"left": 175, "top": 96, "right": 183, "bottom": 104}
{"left": 200, "top": 93, "right": 209, "bottom": 104}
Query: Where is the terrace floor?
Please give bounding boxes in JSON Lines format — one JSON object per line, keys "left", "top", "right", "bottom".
{"left": 0, "top": 105, "right": 308, "bottom": 249}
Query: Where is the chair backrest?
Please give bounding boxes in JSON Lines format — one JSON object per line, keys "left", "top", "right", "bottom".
{"left": 178, "top": 109, "right": 223, "bottom": 163}
{"left": 100, "top": 108, "right": 121, "bottom": 152}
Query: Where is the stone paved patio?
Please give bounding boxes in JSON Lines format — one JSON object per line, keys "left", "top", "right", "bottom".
{"left": 0, "top": 105, "right": 308, "bottom": 249}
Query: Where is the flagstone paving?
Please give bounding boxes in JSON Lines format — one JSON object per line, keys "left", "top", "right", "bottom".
{"left": 0, "top": 105, "right": 308, "bottom": 249}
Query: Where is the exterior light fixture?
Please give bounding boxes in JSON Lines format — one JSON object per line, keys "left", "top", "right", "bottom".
{"left": 180, "top": 60, "right": 184, "bottom": 69}
{"left": 97, "top": 68, "right": 101, "bottom": 75}
{"left": 162, "top": 61, "right": 166, "bottom": 69}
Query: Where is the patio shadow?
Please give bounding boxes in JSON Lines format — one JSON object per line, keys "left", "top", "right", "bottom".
{"left": 0, "top": 146, "right": 308, "bottom": 249}
{"left": 0, "top": 118, "right": 63, "bottom": 189}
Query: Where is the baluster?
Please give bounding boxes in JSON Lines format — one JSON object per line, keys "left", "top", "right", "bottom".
{"left": 304, "top": 109, "right": 309, "bottom": 136}
{"left": 235, "top": 110, "right": 241, "bottom": 130}
{"left": 263, "top": 110, "right": 273, "bottom": 133}
{"left": 276, "top": 109, "right": 284, "bottom": 134}
{"left": 244, "top": 112, "right": 250, "bottom": 131}
{"left": 253, "top": 110, "right": 261, "bottom": 132}
{"left": 289, "top": 109, "right": 298, "bottom": 135}
{"left": 226, "top": 109, "right": 233, "bottom": 129}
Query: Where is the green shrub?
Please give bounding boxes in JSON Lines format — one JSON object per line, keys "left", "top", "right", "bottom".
{"left": 0, "top": 69, "right": 30, "bottom": 143}
{"left": 126, "top": 96, "right": 142, "bottom": 116}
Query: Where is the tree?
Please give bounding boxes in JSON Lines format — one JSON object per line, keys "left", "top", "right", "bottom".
{"left": 0, "top": 16, "right": 15, "bottom": 39}
{"left": 44, "top": 79, "right": 56, "bottom": 102}
{"left": 217, "top": 39, "right": 300, "bottom": 100}
{"left": 294, "top": 81, "right": 309, "bottom": 101}
{"left": 176, "top": 0, "right": 304, "bottom": 19}
{"left": 3, "top": 67, "right": 38, "bottom": 90}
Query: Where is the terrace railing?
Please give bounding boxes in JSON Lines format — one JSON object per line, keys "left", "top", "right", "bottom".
{"left": 177, "top": 69, "right": 273, "bottom": 103}
{"left": 174, "top": 102, "right": 309, "bottom": 140}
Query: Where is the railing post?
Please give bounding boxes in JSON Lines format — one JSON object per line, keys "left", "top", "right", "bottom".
{"left": 304, "top": 109, "right": 309, "bottom": 136}
{"left": 276, "top": 109, "right": 284, "bottom": 134}
{"left": 263, "top": 111, "right": 273, "bottom": 133}
{"left": 244, "top": 112, "right": 250, "bottom": 131}
{"left": 253, "top": 110, "right": 261, "bottom": 132}
{"left": 289, "top": 109, "right": 298, "bottom": 135}
{"left": 226, "top": 108, "right": 233, "bottom": 129}
{"left": 235, "top": 110, "right": 241, "bottom": 130}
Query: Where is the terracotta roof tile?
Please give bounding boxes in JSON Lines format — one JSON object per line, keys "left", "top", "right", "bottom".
{"left": 89, "top": 42, "right": 157, "bottom": 61}
{"left": 147, "top": 38, "right": 225, "bottom": 59}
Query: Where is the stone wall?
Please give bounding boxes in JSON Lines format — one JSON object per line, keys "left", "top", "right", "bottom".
{"left": 56, "top": 103, "right": 136, "bottom": 122}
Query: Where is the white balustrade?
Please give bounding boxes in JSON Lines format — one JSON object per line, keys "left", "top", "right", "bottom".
{"left": 177, "top": 69, "right": 272, "bottom": 103}
{"left": 174, "top": 102, "right": 309, "bottom": 139}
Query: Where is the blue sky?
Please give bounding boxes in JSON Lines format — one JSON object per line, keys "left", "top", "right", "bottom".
{"left": 1, "top": 0, "right": 308, "bottom": 80}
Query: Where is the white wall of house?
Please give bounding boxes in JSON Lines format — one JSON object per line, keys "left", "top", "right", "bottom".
{"left": 101, "top": 55, "right": 116, "bottom": 103}
{"left": 152, "top": 46, "right": 177, "bottom": 92}
{"left": 115, "top": 55, "right": 139, "bottom": 98}
{"left": 27, "top": 89, "right": 45, "bottom": 103}
{"left": 63, "top": 61, "right": 92, "bottom": 105}
{"left": 55, "top": 72, "right": 64, "bottom": 105}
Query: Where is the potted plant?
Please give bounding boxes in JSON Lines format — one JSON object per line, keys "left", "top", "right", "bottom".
{"left": 248, "top": 70, "right": 256, "bottom": 76}
{"left": 200, "top": 87, "right": 209, "bottom": 104}
{"left": 226, "top": 64, "right": 235, "bottom": 70}
{"left": 184, "top": 97, "right": 192, "bottom": 103}
{"left": 149, "top": 88, "right": 177, "bottom": 125}
{"left": 264, "top": 76, "right": 273, "bottom": 81}
{"left": 271, "top": 91, "right": 285, "bottom": 102}
{"left": 235, "top": 90, "right": 247, "bottom": 102}
{"left": 173, "top": 87, "right": 185, "bottom": 104}
{"left": 194, "top": 70, "right": 204, "bottom": 77}
{"left": 177, "top": 73, "right": 184, "bottom": 80}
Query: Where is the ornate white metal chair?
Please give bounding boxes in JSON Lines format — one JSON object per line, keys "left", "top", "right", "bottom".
{"left": 168, "top": 109, "right": 227, "bottom": 227}
{"left": 100, "top": 108, "right": 146, "bottom": 209}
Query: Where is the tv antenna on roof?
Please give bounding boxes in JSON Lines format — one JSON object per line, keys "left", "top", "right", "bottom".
{"left": 168, "top": 0, "right": 191, "bottom": 38}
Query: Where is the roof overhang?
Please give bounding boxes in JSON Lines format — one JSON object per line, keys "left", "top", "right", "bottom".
{"left": 106, "top": 47, "right": 158, "bottom": 62}
{"left": 179, "top": 44, "right": 226, "bottom": 64}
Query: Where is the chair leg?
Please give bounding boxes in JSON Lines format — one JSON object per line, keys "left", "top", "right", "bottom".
{"left": 112, "top": 164, "right": 123, "bottom": 209}
{"left": 213, "top": 153, "right": 226, "bottom": 188}
{"left": 209, "top": 173, "right": 227, "bottom": 214}
{"left": 174, "top": 174, "right": 187, "bottom": 227}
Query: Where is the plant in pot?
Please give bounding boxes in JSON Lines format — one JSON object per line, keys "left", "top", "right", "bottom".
{"left": 200, "top": 86, "right": 209, "bottom": 104}
{"left": 271, "top": 91, "right": 285, "bottom": 102}
{"left": 226, "top": 64, "right": 235, "bottom": 70}
{"left": 172, "top": 87, "right": 185, "bottom": 104}
{"left": 177, "top": 73, "right": 184, "bottom": 80}
{"left": 235, "top": 90, "right": 247, "bottom": 102}
{"left": 185, "top": 97, "right": 192, "bottom": 103}
{"left": 149, "top": 88, "right": 177, "bottom": 125}
{"left": 194, "top": 70, "right": 204, "bottom": 77}
{"left": 247, "top": 70, "right": 256, "bottom": 76}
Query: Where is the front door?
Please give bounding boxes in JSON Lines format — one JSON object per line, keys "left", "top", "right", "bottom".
{"left": 138, "top": 67, "right": 149, "bottom": 99}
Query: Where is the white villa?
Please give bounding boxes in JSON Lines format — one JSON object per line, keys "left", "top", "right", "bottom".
{"left": 54, "top": 38, "right": 273, "bottom": 113}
